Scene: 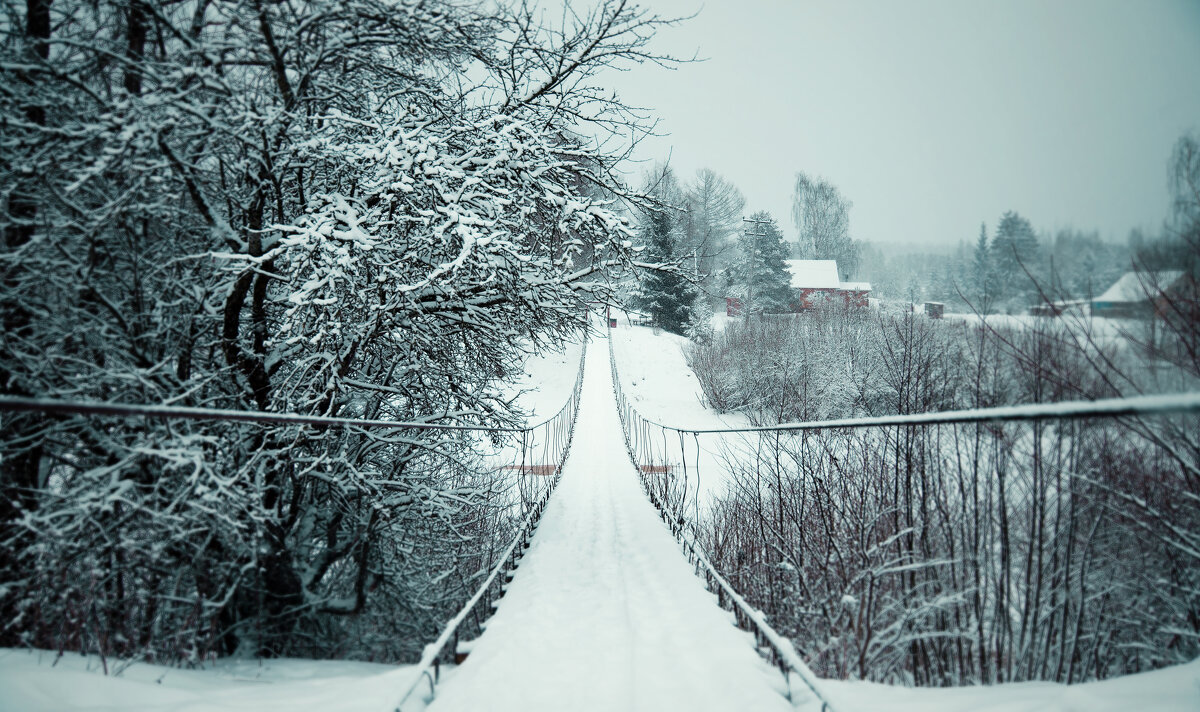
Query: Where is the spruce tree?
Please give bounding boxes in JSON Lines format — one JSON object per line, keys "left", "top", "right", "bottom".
{"left": 972, "top": 222, "right": 996, "bottom": 312}
{"left": 991, "top": 212, "right": 1038, "bottom": 281}
{"left": 730, "top": 211, "right": 792, "bottom": 313}
{"left": 635, "top": 209, "right": 696, "bottom": 334}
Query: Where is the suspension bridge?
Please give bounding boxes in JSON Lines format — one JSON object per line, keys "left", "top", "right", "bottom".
{"left": 415, "top": 332, "right": 809, "bottom": 711}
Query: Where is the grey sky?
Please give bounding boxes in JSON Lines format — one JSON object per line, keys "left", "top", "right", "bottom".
{"left": 604, "top": 0, "right": 1200, "bottom": 248}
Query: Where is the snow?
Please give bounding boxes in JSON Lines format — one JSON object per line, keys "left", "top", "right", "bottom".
{"left": 940, "top": 309, "right": 1149, "bottom": 350}
{"left": 608, "top": 317, "right": 752, "bottom": 506}
{"left": 0, "top": 649, "right": 415, "bottom": 712}
{"left": 509, "top": 338, "right": 585, "bottom": 422}
{"left": 5, "top": 645, "right": 1200, "bottom": 712}
{"left": 680, "top": 391, "right": 1200, "bottom": 433}
{"left": 608, "top": 318, "right": 742, "bottom": 430}
{"left": 819, "top": 658, "right": 1200, "bottom": 712}
{"left": 785, "top": 259, "right": 841, "bottom": 289}
{"left": 425, "top": 334, "right": 795, "bottom": 712}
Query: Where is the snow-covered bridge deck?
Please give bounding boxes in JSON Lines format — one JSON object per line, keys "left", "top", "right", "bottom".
{"left": 426, "top": 339, "right": 793, "bottom": 712}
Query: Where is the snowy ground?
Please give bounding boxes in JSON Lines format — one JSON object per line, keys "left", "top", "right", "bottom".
{"left": 608, "top": 311, "right": 742, "bottom": 430}
{"left": 0, "top": 649, "right": 415, "bottom": 712}
{"left": 508, "top": 338, "right": 584, "bottom": 422}
{"left": 821, "top": 659, "right": 1200, "bottom": 712}
{"left": 941, "top": 310, "right": 1141, "bottom": 350}
{"left": 608, "top": 311, "right": 756, "bottom": 510}
{"left": 5, "top": 645, "right": 1197, "bottom": 712}
{"left": 469, "top": 337, "right": 586, "bottom": 504}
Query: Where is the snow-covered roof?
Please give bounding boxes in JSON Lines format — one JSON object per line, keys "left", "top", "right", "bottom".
{"left": 841, "top": 281, "right": 873, "bottom": 292}
{"left": 1095, "top": 271, "right": 1185, "bottom": 303}
{"left": 785, "top": 260, "right": 841, "bottom": 289}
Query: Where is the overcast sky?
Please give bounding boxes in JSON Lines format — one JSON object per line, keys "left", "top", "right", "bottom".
{"left": 603, "top": 0, "right": 1200, "bottom": 248}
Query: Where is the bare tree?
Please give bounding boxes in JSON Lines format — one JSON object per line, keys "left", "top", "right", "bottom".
{"left": 690, "top": 308, "right": 1199, "bottom": 685}
{"left": 792, "top": 171, "right": 858, "bottom": 275}
{"left": 682, "top": 168, "right": 746, "bottom": 284}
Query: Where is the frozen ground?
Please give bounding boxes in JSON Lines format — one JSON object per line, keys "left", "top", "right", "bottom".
{"left": 0, "top": 650, "right": 415, "bottom": 712}
{"left": 941, "top": 310, "right": 1140, "bottom": 349}
{"left": 609, "top": 310, "right": 744, "bottom": 430}
{"left": 476, "top": 336, "right": 584, "bottom": 481}
{"left": 507, "top": 337, "right": 584, "bottom": 421}
{"left": 821, "top": 659, "right": 1200, "bottom": 712}
{"left": 5, "top": 645, "right": 1197, "bottom": 711}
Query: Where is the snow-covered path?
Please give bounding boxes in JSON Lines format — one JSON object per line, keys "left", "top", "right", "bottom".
{"left": 427, "top": 335, "right": 793, "bottom": 712}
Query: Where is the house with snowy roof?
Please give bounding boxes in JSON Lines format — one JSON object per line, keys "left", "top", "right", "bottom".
{"left": 1091, "top": 270, "right": 1192, "bottom": 319}
{"left": 784, "top": 259, "right": 872, "bottom": 311}
{"left": 725, "top": 259, "right": 872, "bottom": 315}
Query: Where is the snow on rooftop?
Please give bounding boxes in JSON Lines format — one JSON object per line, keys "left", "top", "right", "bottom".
{"left": 1095, "top": 271, "right": 1184, "bottom": 303}
{"left": 785, "top": 259, "right": 840, "bottom": 289}
{"left": 784, "top": 260, "right": 871, "bottom": 291}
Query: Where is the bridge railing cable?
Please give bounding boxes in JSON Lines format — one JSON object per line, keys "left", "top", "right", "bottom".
{"left": 605, "top": 326, "right": 838, "bottom": 710}
{"left": 606, "top": 321, "right": 1200, "bottom": 702}
{"left": 390, "top": 337, "right": 588, "bottom": 711}
{"left": 0, "top": 337, "right": 590, "bottom": 708}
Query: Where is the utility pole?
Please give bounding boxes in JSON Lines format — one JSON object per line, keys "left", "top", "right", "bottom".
{"left": 741, "top": 216, "right": 771, "bottom": 319}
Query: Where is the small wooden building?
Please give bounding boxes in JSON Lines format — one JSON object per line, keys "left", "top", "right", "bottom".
{"left": 785, "top": 260, "right": 872, "bottom": 311}
{"left": 1092, "top": 271, "right": 1190, "bottom": 319}
{"left": 725, "top": 260, "right": 872, "bottom": 314}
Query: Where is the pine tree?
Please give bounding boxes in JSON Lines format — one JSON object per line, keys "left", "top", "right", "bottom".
{"left": 972, "top": 222, "right": 996, "bottom": 312}
{"left": 636, "top": 209, "right": 697, "bottom": 334}
{"left": 990, "top": 211, "right": 1039, "bottom": 296}
{"left": 729, "top": 211, "right": 792, "bottom": 313}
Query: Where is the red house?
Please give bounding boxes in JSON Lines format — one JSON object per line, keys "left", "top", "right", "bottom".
{"left": 725, "top": 260, "right": 871, "bottom": 315}
{"left": 785, "top": 260, "right": 872, "bottom": 311}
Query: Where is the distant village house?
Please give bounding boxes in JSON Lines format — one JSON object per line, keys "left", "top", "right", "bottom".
{"left": 726, "top": 259, "right": 871, "bottom": 316}
{"left": 1091, "top": 270, "right": 1192, "bottom": 319}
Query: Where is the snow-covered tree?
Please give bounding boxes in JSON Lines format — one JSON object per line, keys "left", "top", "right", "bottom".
{"left": 971, "top": 222, "right": 997, "bottom": 312}
{"left": 990, "top": 210, "right": 1040, "bottom": 302}
{"left": 0, "top": 0, "right": 678, "bottom": 661}
{"left": 728, "top": 211, "right": 792, "bottom": 314}
{"left": 681, "top": 169, "right": 746, "bottom": 285}
{"left": 634, "top": 207, "right": 697, "bottom": 334}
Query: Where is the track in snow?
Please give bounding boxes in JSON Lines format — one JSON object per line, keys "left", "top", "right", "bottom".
{"left": 428, "top": 335, "right": 793, "bottom": 712}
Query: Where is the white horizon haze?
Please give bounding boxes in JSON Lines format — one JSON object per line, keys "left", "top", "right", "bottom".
{"left": 599, "top": 0, "right": 1200, "bottom": 248}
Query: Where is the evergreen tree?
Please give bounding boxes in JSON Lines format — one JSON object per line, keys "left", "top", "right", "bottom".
{"left": 990, "top": 211, "right": 1039, "bottom": 290}
{"left": 684, "top": 293, "right": 715, "bottom": 344}
{"left": 972, "top": 222, "right": 996, "bottom": 312}
{"left": 729, "top": 211, "right": 791, "bottom": 313}
{"left": 635, "top": 209, "right": 697, "bottom": 334}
